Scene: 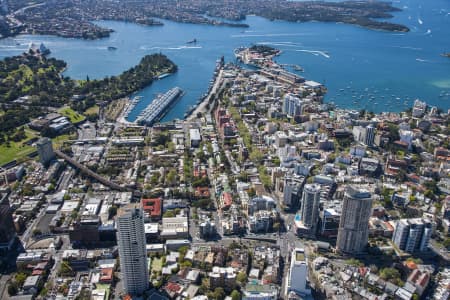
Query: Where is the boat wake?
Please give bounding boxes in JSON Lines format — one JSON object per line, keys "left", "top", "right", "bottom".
{"left": 257, "top": 41, "right": 303, "bottom": 47}
{"left": 140, "top": 45, "right": 202, "bottom": 50}
{"left": 416, "top": 58, "right": 431, "bottom": 63}
{"left": 394, "top": 46, "right": 422, "bottom": 51}
{"left": 295, "top": 49, "right": 330, "bottom": 58}
{"left": 231, "top": 33, "right": 310, "bottom": 38}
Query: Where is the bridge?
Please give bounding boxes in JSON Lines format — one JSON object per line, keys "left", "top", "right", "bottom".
{"left": 55, "top": 150, "right": 131, "bottom": 192}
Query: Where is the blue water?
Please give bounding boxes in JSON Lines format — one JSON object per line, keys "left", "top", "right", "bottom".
{"left": 0, "top": 0, "right": 449, "bottom": 120}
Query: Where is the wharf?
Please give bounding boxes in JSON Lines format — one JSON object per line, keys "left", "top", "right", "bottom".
{"left": 136, "top": 87, "right": 184, "bottom": 126}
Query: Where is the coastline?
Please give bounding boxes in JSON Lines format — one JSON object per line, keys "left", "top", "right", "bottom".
{"left": 186, "top": 68, "right": 224, "bottom": 121}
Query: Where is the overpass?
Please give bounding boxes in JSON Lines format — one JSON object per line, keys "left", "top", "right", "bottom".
{"left": 55, "top": 150, "right": 131, "bottom": 192}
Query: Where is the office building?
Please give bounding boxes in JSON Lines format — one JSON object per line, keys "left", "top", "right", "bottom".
{"left": 392, "top": 218, "right": 433, "bottom": 253}
{"left": 36, "top": 137, "right": 55, "bottom": 166}
{"left": 336, "top": 186, "right": 373, "bottom": 254}
{"left": 286, "top": 248, "right": 310, "bottom": 297}
{"left": 116, "top": 204, "right": 148, "bottom": 295}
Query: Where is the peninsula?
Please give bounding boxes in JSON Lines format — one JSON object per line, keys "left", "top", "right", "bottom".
{"left": 0, "top": 0, "right": 409, "bottom": 40}
{"left": 0, "top": 51, "right": 177, "bottom": 136}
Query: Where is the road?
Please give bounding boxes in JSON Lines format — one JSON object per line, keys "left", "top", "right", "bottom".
{"left": 0, "top": 275, "right": 12, "bottom": 300}
{"left": 20, "top": 204, "right": 48, "bottom": 248}
{"left": 6, "top": 1, "right": 47, "bottom": 27}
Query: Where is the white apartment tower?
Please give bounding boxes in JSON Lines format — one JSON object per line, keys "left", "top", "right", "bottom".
{"left": 116, "top": 204, "right": 149, "bottom": 295}
{"left": 336, "top": 186, "right": 373, "bottom": 254}
{"left": 392, "top": 218, "right": 433, "bottom": 253}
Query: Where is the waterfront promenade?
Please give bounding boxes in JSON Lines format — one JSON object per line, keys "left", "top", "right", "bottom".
{"left": 187, "top": 68, "right": 224, "bottom": 120}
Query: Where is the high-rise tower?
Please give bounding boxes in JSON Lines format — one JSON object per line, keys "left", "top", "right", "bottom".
{"left": 336, "top": 186, "right": 373, "bottom": 254}
{"left": 116, "top": 204, "right": 149, "bottom": 295}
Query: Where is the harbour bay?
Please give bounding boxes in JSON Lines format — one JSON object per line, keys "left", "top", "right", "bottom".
{"left": 0, "top": 0, "right": 449, "bottom": 121}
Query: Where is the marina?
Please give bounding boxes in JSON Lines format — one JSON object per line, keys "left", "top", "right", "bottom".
{"left": 136, "top": 87, "right": 184, "bottom": 125}
{"left": 122, "top": 96, "right": 142, "bottom": 120}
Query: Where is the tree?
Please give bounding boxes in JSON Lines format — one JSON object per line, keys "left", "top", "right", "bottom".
{"left": 380, "top": 268, "right": 401, "bottom": 282}
{"left": 212, "top": 287, "right": 225, "bottom": 300}
{"left": 163, "top": 210, "right": 175, "bottom": 218}
{"left": 8, "top": 282, "right": 18, "bottom": 296}
{"left": 272, "top": 222, "right": 280, "bottom": 232}
{"left": 345, "top": 258, "right": 363, "bottom": 267}
{"left": 166, "top": 169, "right": 177, "bottom": 185}
{"left": 231, "top": 289, "right": 241, "bottom": 300}
{"left": 108, "top": 205, "right": 118, "bottom": 219}
{"left": 32, "top": 229, "right": 42, "bottom": 236}
{"left": 247, "top": 187, "right": 256, "bottom": 197}
{"left": 236, "top": 271, "right": 247, "bottom": 285}
{"left": 15, "top": 273, "right": 27, "bottom": 287}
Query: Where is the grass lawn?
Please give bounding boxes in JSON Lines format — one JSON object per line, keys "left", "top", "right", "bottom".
{"left": 84, "top": 105, "right": 99, "bottom": 116}
{"left": 58, "top": 106, "right": 86, "bottom": 123}
{"left": 151, "top": 257, "right": 163, "bottom": 272}
{"left": 52, "top": 133, "right": 75, "bottom": 150}
{"left": 0, "top": 128, "right": 38, "bottom": 165}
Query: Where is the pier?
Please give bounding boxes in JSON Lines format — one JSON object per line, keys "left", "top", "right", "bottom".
{"left": 136, "top": 87, "right": 184, "bottom": 126}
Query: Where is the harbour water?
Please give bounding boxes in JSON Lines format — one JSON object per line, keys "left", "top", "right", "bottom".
{"left": 0, "top": 0, "right": 449, "bottom": 120}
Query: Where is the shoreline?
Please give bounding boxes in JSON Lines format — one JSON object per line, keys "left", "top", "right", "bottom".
{"left": 186, "top": 68, "right": 224, "bottom": 121}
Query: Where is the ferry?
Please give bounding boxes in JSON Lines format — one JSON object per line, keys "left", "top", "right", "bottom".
{"left": 158, "top": 73, "right": 171, "bottom": 80}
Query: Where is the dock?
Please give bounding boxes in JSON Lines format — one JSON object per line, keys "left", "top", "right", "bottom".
{"left": 136, "top": 87, "right": 184, "bottom": 126}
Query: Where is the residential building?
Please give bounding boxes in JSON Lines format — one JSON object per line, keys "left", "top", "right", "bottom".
{"left": 412, "top": 99, "right": 426, "bottom": 117}
{"left": 190, "top": 128, "right": 201, "bottom": 148}
{"left": 0, "top": 199, "right": 16, "bottom": 255}
{"left": 116, "top": 204, "right": 149, "bottom": 295}
{"left": 286, "top": 248, "right": 310, "bottom": 297}
{"left": 365, "top": 124, "right": 375, "bottom": 147}
{"left": 208, "top": 266, "right": 237, "bottom": 291}
{"left": 297, "top": 184, "right": 320, "bottom": 236}
{"left": 282, "top": 94, "right": 303, "bottom": 117}
{"left": 243, "top": 283, "right": 278, "bottom": 300}
{"left": 392, "top": 218, "right": 433, "bottom": 253}
{"left": 141, "top": 198, "right": 162, "bottom": 221}
{"left": 336, "top": 186, "right": 373, "bottom": 254}
{"left": 161, "top": 216, "right": 189, "bottom": 240}
{"left": 283, "top": 176, "right": 303, "bottom": 209}
{"left": 36, "top": 137, "right": 55, "bottom": 166}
